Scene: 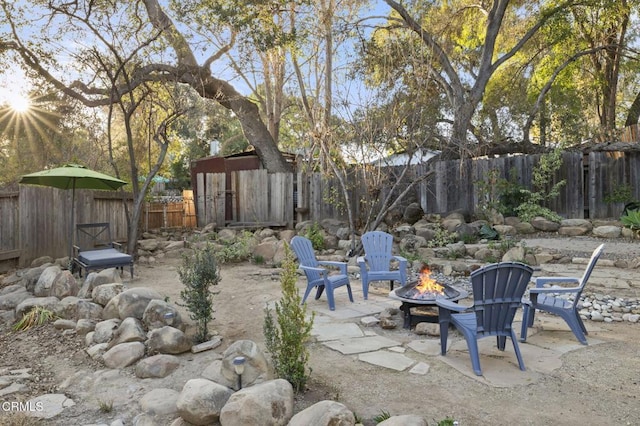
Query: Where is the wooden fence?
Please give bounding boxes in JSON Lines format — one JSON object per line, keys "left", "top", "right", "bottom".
{"left": 195, "top": 170, "right": 294, "bottom": 228}
{"left": 0, "top": 186, "right": 198, "bottom": 269}
{"left": 140, "top": 190, "right": 197, "bottom": 231}
{"left": 0, "top": 187, "right": 132, "bottom": 268}
{"left": 4, "top": 150, "right": 640, "bottom": 270}
{"left": 296, "top": 151, "right": 640, "bottom": 224}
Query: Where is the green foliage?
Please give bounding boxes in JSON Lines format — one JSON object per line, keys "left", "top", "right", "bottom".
{"left": 178, "top": 244, "right": 221, "bottom": 343}
{"left": 252, "top": 254, "right": 265, "bottom": 264}
{"left": 97, "top": 399, "right": 114, "bottom": 413}
{"left": 477, "top": 168, "right": 527, "bottom": 219}
{"left": 304, "top": 222, "right": 325, "bottom": 251}
{"left": 217, "top": 231, "right": 255, "bottom": 263}
{"left": 13, "top": 307, "right": 56, "bottom": 332}
{"left": 437, "top": 417, "right": 457, "bottom": 426}
{"left": 604, "top": 184, "right": 634, "bottom": 204}
{"left": 373, "top": 410, "right": 392, "bottom": 423}
{"left": 515, "top": 149, "right": 565, "bottom": 223}
{"left": 263, "top": 243, "right": 314, "bottom": 392}
{"left": 621, "top": 209, "right": 640, "bottom": 230}
{"left": 426, "top": 223, "right": 457, "bottom": 248}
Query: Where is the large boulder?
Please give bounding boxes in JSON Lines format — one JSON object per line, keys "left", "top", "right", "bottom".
{"left": 139, "top": 388, "right": 180, "bottom": 418}
{"left": 176, "top": 378, "right": 233, "bottom": 426}
{"left": 219, "top": 379, "right": 294, "bottom": 426}
{"left": 91, "top": 283, "right": 124, "bottom": 306}
{"left": 106, "top": 317, "right": 146, "bottom": 349}
{"left": 142, "top": 299, "right": 185, "bottom": 331}
{"left": 46, "top": 270, "right": 78, "bottom": 299}
{"left": 288, "top": 400, "right": 355, "bottom": 426}
{"left": 15, "top": 297, "right": 60, "bottom": 318}
{"left": 77, "top": 269, "right": 123, "bottom": 299}
{"left": 102, "top": 341, "right": 146, "bottom": 368}
{"left": 135, "top": 354, "right": 181, "bottom": 379}
{"left": 202, "top": 340, "right": 272, "bottom": 389}
{"left": 146, "top": 326, "right": 192, "bottom": 355}
{"left": 102, "top": 287, "right": 164, "bottom": 320}
{"left": 34, "top": 265, "right": 63, "bottom": 297}
{"left": 92, "top": 319, "right": 122, "bottom": 344}
{"left": 0, "top": 286, "right": 31, "bottom": 311}
{"left": 402, "top": 202, "right": 424, "bottom": 225}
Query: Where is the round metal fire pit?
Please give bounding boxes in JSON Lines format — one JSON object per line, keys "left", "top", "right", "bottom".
{"left": 389, "top": 279, "right": 469, "bottom": 329}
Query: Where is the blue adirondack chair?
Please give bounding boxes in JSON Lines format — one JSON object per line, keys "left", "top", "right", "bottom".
{"left": 520, "top": 243, "right": 605, "bottom": 345}
{"left": 357, "top": 231, "right": 407, "bottom": 299}
{"left": 290, "top": 236, "right": 354, "bottom": 311}
{"left": 436, "top": 262, "right": 533, "bottom": 376}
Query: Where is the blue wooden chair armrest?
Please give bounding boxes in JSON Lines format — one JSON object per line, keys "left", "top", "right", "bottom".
{"left": 391, "top": 255, "right": 407, "bottom": 263}
{"left": 317, "top": 261, "right": 347, "bottom": 275}
{"left": 530, "top": 286, "right": 582, "bottom": 295}
{"left": 435, "top": 297, "right": 470, "bottom": 313}
{"left": 534, "top": 276, "right": 580, "bottom": 287}
{"left": 299, "top": 265, "right": 328, "bottom": 277}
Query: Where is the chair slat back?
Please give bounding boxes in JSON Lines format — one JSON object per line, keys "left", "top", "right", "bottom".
{"left": 76, "top": 222, "right": 113, "bottom": 250}
{"left": 579, "top": 244, "right": 605, "bottom": 288}
{"left": 361, "top": 231, "right": 394, "bottom": 271}
{"left": 291, "top": 236, "right": 322, "bottom": 281}
{"left": 471, "top": 262, "right": 533, "bottom": 336}
{"left": 569, "top": 243, "right": 605, "bottom": 307}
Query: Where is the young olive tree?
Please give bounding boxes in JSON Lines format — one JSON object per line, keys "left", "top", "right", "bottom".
{"left": 263, "top": 243, "right": 314, "bottom": 392}
{"left": 178, "top": 244, "right": 221, "bottom": 343}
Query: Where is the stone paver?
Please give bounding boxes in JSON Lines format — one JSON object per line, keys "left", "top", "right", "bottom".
{"left": 323, "top": 335, "right": 400, "bottom": 355}
{"left": 358, "top": 350, "right": 415, "bottom": 371}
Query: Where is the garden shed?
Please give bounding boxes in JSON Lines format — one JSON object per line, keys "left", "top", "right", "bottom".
{"left": 190, "top": 150, "right": 296, "bottom": 228}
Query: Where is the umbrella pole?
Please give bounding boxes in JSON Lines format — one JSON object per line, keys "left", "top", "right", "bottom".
{"left": 69, "top": 180, "right": 76, "bottom": 264}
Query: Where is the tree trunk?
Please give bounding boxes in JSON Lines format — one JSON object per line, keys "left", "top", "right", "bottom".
{"left": 625, "top": 90, "right": 640, "bottom": 127}
{"left": 143, "top": 0, "right": 291, "bottom": 173}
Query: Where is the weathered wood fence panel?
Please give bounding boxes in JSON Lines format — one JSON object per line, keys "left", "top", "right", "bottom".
{"left": 0, "top": 192, "right": 20, "bottom": 270}
{"left": 15, "top": 186, "right": 132, "bottom": 267}
{"left": 420, "top": 152, "right": 584, "bottom": 218}
{"left": 234, "top": 169, "right": 269, "bottom": 223}
{"left": 268, "top": 172, "right": 294, "bottom": 227}
{"left": 589, "top": 151, "right": 640, "bottom": 218}
{"left": 194, "top": 170, "right": 293, "bottom": 227}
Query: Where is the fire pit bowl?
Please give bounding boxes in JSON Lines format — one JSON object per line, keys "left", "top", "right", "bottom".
{"left": 388, "top": 267, "right": 469, "bottom": 328}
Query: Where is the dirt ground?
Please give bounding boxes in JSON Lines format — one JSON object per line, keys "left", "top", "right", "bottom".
{"left": 2, "top": 251, "right": 640, "bottom": 425}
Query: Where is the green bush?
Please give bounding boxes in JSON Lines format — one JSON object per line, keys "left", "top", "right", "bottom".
{"left": 217, "top": 231, "right": 255, "bottom": 263}
{"left": 426, "top": 223, "right": 456, "bottom": 248}
{"left": 304, "top": 222, "right": 325, "bottom": 251}
{"left": 515, "top": 149, "right": 565, "bottom": 223}
{"left": 178, "top": 243, "right": 220, "bottom": 343}
{"left": 621, "top": 209, "right": 640, "bottom": 230}
{"left": 263, "top": 243, "right": 314, "bottom": 392}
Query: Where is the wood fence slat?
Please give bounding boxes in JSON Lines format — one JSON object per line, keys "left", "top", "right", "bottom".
{"left": 196, "top": 173, "right": 206, "bottom": 228}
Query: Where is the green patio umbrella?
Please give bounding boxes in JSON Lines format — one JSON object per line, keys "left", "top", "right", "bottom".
{"left": 19, "top": 164, "right": 128, "bottom": 260}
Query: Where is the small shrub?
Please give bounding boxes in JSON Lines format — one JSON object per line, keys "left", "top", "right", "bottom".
{"left": 263, "top": 243, "right": 314, "bottom": 392}
{"left": 217, "top": 231, "right": 255, "bottom": 263}
{"left": 621, "top": 209, "right": 640, "bottom": 231}
{"left": 304, "top": 222, "right": 325, "bottom": 251}
{"left": 178, "top": 243, "right": 221, "bottom": 343}
{"left": 373, "top": 410, "right": 392, "bottom": 423}
{"left": 604, "top": 184, "right": 634, "bottom": 204}
{"left": 253, "top": 254, "right": 265, "bottom": 264}
{"left": 437, "top": 417, "right": 458, "bottom": 426}
{"left": 97, "top": 399, "right": 114, "bottom": 413}
{"left": 2, "top": 412, "right": 42, "bottom": 426}
{"left": 515, "top": 148, "right": 565, "bottom": 223}
{"left": 426, "top": 223, "right": 456, "bottom": 248}
{"left": 13, "top": 307, "right": 56, "bottom": 332}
